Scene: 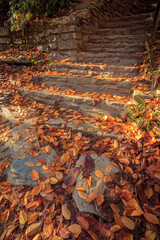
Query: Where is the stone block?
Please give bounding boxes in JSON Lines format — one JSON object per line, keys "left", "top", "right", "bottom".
{"left": 47, "top": 35, "right": 57, "bottom": 43}
{"left": 49, "top": 42, "right": 57, "bottom": 50}
{"left": 58, "top": 40, "right": 77, "bottom": 50}
{"left": 61, "top": 32, "right": 76, "bottom": 40}
{"left": 0, "top": 27, "right": 9, "bottom": 36}
{"left": 0, "top": 38, "right": 10, "bottom": 44}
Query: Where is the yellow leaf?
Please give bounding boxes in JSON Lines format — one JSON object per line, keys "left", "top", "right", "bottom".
{"left": 32, "top": 234, "right": 41, "bottom": 240}
{"left": 121, "top": 216, "right": 135, "bottom": 230}
{"left": 19, "top": 210, "right": 28, "bottom": 225}
{"left": 87, "top": 176, "right": 92, "bottom": 188}
{"left": 62, "top": 205, "right": 71, "bottom": 220}
{"left": 106, "top": 165, "right": 112, "bottom": 173}
{"left": 50, "top": 177, "right": 58, "bottom": 185}
{"left": 25, "top": 222, "right": 42, "bottom": 236}
{"left": 68, "top": 224, "right": 81, "bottom": 237}
{"left": 77, "top": 191, "right": 88, "bottom": 200}
{"left": 145, "top": 230, "right": 156, "bottom": 240}
{"left": 110, "top": 225, "right": 121, "bottom": 232}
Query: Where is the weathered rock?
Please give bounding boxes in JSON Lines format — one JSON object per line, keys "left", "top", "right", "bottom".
{"left": 73, "top": 154, "right": 120, "bottom": 216}
{"left": 6, "top": 150, "right": 56, "bottom": 187}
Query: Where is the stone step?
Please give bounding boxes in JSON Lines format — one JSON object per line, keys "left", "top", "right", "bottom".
{"left": 82, "top": 43, "right": 145, "bottom": 54}
{"left": 99, "top": 18, "right": 152, "bottom": 28}
{"left": 33, "top": 74, "right": 138, "bottom": 97}
{"left": 89, "top": 34, "right": 147, "bottom": 44}
{"left": 97, "top": 25, "right": 150, "bottom": 35}
{"left": 19, "top": 88, "right": 128, "bottom": 117}
{"left": 103, "top": 12, "right": 152, "bottom": 22}
{"left": 77, "top": 52, "right": 144, "bottom": 65}
{"left": 49, "top": 62, "right": 140, "bottom": 78}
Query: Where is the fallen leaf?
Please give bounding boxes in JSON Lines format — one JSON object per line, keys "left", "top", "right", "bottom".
{"left": 43, "top": 223, "right": 53, "bottom": 238}
{"left": 145, "top": 230, "right": 156, "bottom": 240}
{"left": 31, "top": 185, "right": 41, "bottom": 196}
{"left": 86, "top": 192, "right": 97, "bottom": 203}
{"left": 97, "top": 194, "right": 104, "bottom": 206}
{"left": 110, "top": 225, "right": 121, "bottom": 232}
{"left": 87, "top": 176, "right": 92, "bottom": 188}
{"left": 62, "top": 205, "right": 71, "bottom": 220}
{"left": 31, "top": 170, "right": 39, "bottom": 181}
{"left": 68, "top": 224, "right": 81, "bottom": 237}
{"left": 87, "top": 230, "right": 98, "bottom": 240}
{"left": 19, "top": 210, "right": 28, "bottom": 225}
{"left": 95, "top": 170, "right": 104, "bottom": 178}
{"left": 106, "top": 165, "right": 112, "bottom": 173}
{"left": 77, "top": 216, "right": 89, "bottom": 230}
{"left": 144, "top": 212, "right": 159, "bottom": 224}
{"left": 121, "top": 216, "right": 135, "bottom": 230}
{"left": 25, "top": 222, "right": 42, "bottom": 236}
{"left": 28, "top": 212, "right": 38, "bottom": 224}
{"left": 32, "top": 234, "right": 41, "bottom": 240}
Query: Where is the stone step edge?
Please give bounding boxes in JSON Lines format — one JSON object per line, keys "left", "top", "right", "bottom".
{"left": 103, "top": 12, "right": 152, "bottom": 21}
{"left": 19, "top": 88, "right": 129, "bottom": 118}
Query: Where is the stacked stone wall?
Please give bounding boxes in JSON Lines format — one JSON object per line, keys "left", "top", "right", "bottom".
{"left": 0, "top": 0, "right": 104, "bottom": 62}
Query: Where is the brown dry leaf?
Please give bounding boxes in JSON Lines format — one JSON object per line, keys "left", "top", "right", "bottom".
{"left": 110, "top": 203, "right": 120, "bottom": 213}
{"left": 68, "top": 224, "right": 81, "bottom": 237}
{"left": 32, "top": 234, "right": 41, "bottom": 240}
{"left": 28, "top": 212, "right": 38, "bottom": 224}
{"left": 49, "top": 203, "right": 55, "bottom": 216}
{"left": 87, "top": 176, "right": 92, "bottom": 188}
{"left": 55, "top": 171, "right": 63, "bottom": 181}
{"left": 125, "top": 167, "right": 134, "bottom": 175}
{"left": 144, "top": 212, "right": 159, "bottom": 224}
{"left": 24, "top": 161, "right": 35, "bottom": 167}
{"left": 31, "top": 170, "right": 39, "bottom": 181}
{"left": 144, "top": 187, "right": 153, "bottom": 199}
{"left": 100, "top": 227, "right": 112, "bottom": 238}
{"left": 50, "top": 177, "right": 58, "bottom": 185}
{"left": 45, "top": 145, "right": 52, "bottom": 154}
{"left": 118, "top": 158, "right": 130, "bottom": 165}
{"left": 145, "top": 230, "right": 156, "bottom": 240}
{"left": 26, "top": 201, "right": 39, "bottom": 210}
{"left": 85, "top": 192, "right": 97, "bottom": 203}
{"left": 19, "top": 210, "right": 28, "bottom": 225}
{"left": 52, "top": 236, "right": 63, "bottom": 240}
{"left": 110, "top": 225, "right": 121, "bottom": 233}
{"left": 60, "top": 153, "right": 70, "bottom": 162}
{"left": 25, "top": 222, "right": 42, "bottom": 237}
{"left": 62, "top": 205, "right": 71, "bottom": 220}
{"left": 121, "top": 216, "right": 135, "bottom": 230}
{"left": 97, "top": 194, "right": 104, "bottom": 206}
{"left": 43, "top": 224, "right": 53, "bottom": 238}
{"left": 31, "top": 185, "right": 41, "bottom": 196}
{"left": 95, "top": 170, "right": 104, "bottom": 178}
{"left": 87, "top": 230, "right": 98, "bottom": 240}
{"left": 77, "top": 216, "right": 89, "bottom": 230}
{"left": 78, "top": 190, "right": 88, "bottom": 200}
{"left": 106, "top": 165, "right": 112, "bottom": 173}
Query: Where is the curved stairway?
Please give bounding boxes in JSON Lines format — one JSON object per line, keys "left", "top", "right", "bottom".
{"left": 19, "top": 11, "right": 154, "bottom": 117}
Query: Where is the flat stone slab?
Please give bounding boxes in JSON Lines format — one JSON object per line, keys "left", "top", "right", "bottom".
{"left": 7, "top": 150, "right": 56, "bottom": 187}
{"left": 19, "top": 88, "right": 128, "bottom": 117}
{"left": 73, "top": 154, "right": 120, "bottom": 216}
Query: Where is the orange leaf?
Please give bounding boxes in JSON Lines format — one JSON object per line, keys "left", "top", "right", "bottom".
{"left": 45, "top": 145, "right": 52, "bottom": 154}
{"left": 144, "top": 212, "right": 159, "bottom": 224}
{"left": 86, "top": 192, "right": 97, "bottom": 203}
{"left": 31, "top": 170, "right": 39, "bottom": 181}
{"left": 28, "top": 212, "right": 38, "bottom": 224}
{"left": 77, "top": 216, "right": 89, "bottom": 230}
{"left": 87, "top": 176, "right": 92, "bottom": 188}
{"left": 43, "top": 223, "right": 53, "bottom": 238}
{"left": 1, "top": 209, "right": 10, "bottom": 223}
{"left": 87, "top": 230, "right": 98, "bottom": 240}
{"left": 68, "top": 224, "right": 81, "bottom": 237}
{"left": 31, "top": 185, "right": 41, "bottom": 196}
{"left": 25, "top": 222, "right": 42, "bottom": 236}
{"left": 110, "top": 204, "right": 120, "bottom": 213}
{"left": 97, "top": 194, "right": 104, "bottom": 206}
{"left": 106, "top": 165, "right": 112, "bottom": 173}
{"left": 26, "top": 201, "right": 39, "bottom": 210}
{"left": 118, "top": 158, "right": 130, "bottom": 165}
{"left": 95, "top": 170, "right": 104, "bottom": 178}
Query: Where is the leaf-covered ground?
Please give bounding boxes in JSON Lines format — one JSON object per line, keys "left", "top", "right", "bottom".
{"left": 0, "top": 47, "right": 160, "bottom": 240}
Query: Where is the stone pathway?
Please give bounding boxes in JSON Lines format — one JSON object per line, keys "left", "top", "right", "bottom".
{"left": 20, "top": 11, "right": 153, "bottom": 117}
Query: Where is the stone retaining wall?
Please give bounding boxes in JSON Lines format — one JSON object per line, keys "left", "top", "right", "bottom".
{"left": 0, "top": 0, "right": 105, "bottom": 62}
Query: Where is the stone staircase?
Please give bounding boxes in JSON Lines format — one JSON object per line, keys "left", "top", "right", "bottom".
{"left": 17, "top": 5, "right": 155, "bottom": 117}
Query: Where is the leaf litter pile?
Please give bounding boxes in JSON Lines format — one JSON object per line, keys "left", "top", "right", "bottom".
{"left": 0, "top": 51, "right": 160, "bottom": 240}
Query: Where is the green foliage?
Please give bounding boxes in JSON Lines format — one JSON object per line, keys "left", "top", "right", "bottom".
{"left": 127, "top": 98, "right": 160, "bottom": 135}
{"left": 7, "top": 0, "right": 75, "bottom": 32}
